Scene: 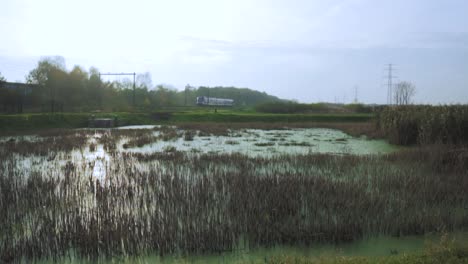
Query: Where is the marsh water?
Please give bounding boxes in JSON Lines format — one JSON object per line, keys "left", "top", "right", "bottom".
{"left": 0, "top": 125, "right": 398, "bottom": 179}
{"left": 3, "top": 126, "right": 466, "bottom": 263}
{"left": 116, "top": 125, "right": 397, "bottom": 156}
{"left": 3, "top": 126, "right": 397, "bottom": 156}
{"left": 4, "top": 126, "right": 397, "bottom": 181}
{"left": 34, "top": 232, "right": 468, "bottom": 263}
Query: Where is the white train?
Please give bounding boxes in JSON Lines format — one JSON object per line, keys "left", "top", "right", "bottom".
{"left": 196, "top": 96, "right": 234, "bottom": 106}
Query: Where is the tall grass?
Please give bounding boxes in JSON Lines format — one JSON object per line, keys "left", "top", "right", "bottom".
{"left": 378, "top": 105, "right": 468, "bottom": 145}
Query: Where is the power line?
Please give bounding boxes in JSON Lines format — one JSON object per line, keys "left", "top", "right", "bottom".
{"left": 99, "top": 73, "right": 136, "bottom": 76}
{"left": 353, "top": 85, "right": 358, "bottom": 104}
{"left": 185, "top": 84, "right": 191, "bottom": 106}
{"left": 383, "top": 64, "right": 397, "bottom": 105}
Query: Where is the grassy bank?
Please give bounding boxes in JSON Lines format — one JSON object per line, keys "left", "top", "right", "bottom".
{"left": 0, "top": 112, "right": 156, "bottom": 134}
{"left": 0, "top": 111, "right": 375, "bottom": 134}
{"left": 171, "top": 111, "right": 374, "bottom": 123}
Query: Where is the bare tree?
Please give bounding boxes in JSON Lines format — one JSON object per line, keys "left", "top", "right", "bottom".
{"left": 394, "top": 81, "right": 416, "bottom": 105}
{"left": 136, "top": 72, "right": 153, "bottom": 89}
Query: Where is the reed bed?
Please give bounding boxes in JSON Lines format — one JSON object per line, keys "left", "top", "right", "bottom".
{"left": 0, "top": 126, "right": 186, "bottom": 156}
{"left": 1, "top": 136, "right": 467, "bottom": 262}
{"left": 378, "top": 105, "right": 468, "bottom": 145}
{"left": 0, "top": 131, "right": 89, "bottom": 156}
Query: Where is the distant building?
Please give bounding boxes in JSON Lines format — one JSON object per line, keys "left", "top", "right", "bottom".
{"left": 0, "top": 81, "right": 39, "bottom": 113}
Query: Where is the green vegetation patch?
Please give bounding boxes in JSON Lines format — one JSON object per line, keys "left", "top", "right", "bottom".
{"left": 171, "top": 111, "right": 374, "bottom": 123}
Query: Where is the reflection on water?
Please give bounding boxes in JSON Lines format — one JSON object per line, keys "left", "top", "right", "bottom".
{"left": 86, "top": 144, "right": 110, "bottom": 181}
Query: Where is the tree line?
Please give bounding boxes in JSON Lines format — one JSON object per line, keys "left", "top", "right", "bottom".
{"left": 0, "top": 57, "right": 281, "bottom": 113}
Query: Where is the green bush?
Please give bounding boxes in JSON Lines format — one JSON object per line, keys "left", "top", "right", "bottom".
{"left": 344, "top": 104, "right": 373, "bottom": 113}
{"left": 255, "top": 102, "right": 331, "bottom": 114}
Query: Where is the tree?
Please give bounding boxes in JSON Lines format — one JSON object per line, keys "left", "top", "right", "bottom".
{"left": 46, "top": 67, "right": 69, "bottom": 112}
{"left": 394, "top": 81, "right": 416, "bottom": 105}
{"left": 87, "top": 67, "right": 103, "bottom": 109}
{"left": 0, "top": 72, "right": 12, "bottom": 112}
{"left": 136, "top": 72, "right": 152, "bottom": 89}
{"left": 26, "top": 56, "right": 66, "bottom": 85}
{"left": 68, "top": 65, "right": 89, "bottom": 110}
{"left": 25, "top": 57, "right": 68, "bottom": 112}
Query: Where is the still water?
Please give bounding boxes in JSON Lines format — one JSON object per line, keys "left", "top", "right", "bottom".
{"left": 118, "top": 126, "right": 398, "bottom": 156}
{"left": 35, "top": 232, "right": 468, "bottom": 264}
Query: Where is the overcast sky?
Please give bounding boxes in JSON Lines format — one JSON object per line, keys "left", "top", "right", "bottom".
{"left": 1, "top": 0, "right": 467, "bottom": 104}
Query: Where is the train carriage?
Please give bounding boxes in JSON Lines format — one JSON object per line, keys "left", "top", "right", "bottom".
{"left": 196, "top": 96, "right": 234, "bottom": 106}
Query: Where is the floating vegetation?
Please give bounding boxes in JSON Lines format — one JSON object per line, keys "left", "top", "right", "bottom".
{"left": 279, "top": 141, "right": 313, "bottom": 147}
{"left": 123, "top": 134, "right": 159, "bottom": 148}
{"left": 176, "top": 123, "right": 229, "bottom": 136}
{"left": 163, "top": 145, "right": 177, "bottom": 152}
{"left": 225, "top": 140, "right": 240, "bottom": 145}
{"left": 159, "top": 127, "right": 179, "bottom": 141}
{"left": 198, "top": 131, "right": 211, "bottom": 137}
{"left": 229, "top": 133, "right": 243, "bottom": 138}
{"left": 89, "top": 143, "right": 96, "bottom": 152}
{"left": 190, "top": 148, "right": 202, "bottom": 153}
{"left": 0, "top": 127, "right": 396, "bottom": 158}
{"left": 254, "top": 142, "right": 276, "bottom": 147}
{"left": 183, "top": 130, "right": 195, "bottom": 141}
